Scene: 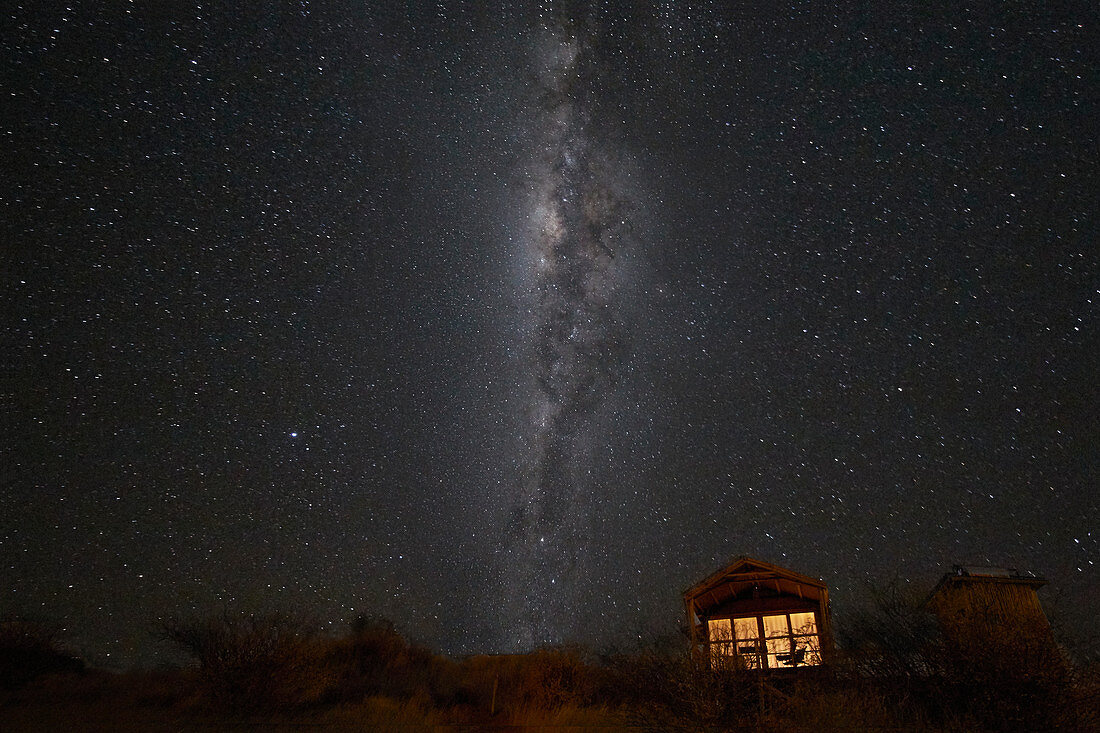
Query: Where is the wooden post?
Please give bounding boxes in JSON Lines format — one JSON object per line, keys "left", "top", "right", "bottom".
{"left": 757, "top": 669, "right": 765, "bottom": 721}
{"left": 685, "top": 596, "right": 698, "bottom": 668}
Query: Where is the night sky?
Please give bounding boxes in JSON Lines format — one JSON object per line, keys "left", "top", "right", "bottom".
{"left": 4, "top": 2, "right": 1096, "bottom": 666}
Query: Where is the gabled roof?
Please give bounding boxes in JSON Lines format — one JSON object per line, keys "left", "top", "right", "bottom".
{"left": 684, "top": 556, "right": 828, "bottom": 615}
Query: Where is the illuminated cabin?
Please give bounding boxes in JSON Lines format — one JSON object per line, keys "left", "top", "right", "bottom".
{"left": 684, "top": 557, "right": 832, "bottom": 671}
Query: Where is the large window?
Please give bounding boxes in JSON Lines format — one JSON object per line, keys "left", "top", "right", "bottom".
{"left": 707, "top": 611, "right": 821, "bottom": 669}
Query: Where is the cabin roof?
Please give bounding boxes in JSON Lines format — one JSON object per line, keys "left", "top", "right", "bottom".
{"left": 683, "top": 556, "right": 828, "bottom": 614}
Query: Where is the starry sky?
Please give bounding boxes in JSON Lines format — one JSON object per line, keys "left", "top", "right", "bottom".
{"left": 4, "top": 2, "right": 1096, "bottom": 666}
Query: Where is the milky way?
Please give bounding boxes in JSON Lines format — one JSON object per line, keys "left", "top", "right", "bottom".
{"left": 502, "top": 18, "right": 636, "bottom": 647}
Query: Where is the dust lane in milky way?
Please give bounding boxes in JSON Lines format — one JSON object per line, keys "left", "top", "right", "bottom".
{"left": 501, "top": 19, "right": 637, "bottom": 647}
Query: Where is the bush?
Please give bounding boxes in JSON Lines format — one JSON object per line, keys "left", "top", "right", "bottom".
{"left": 160, "top": 612, "right": 330, "bottom": 712}
{"left": 458, "top": 647, "right": 596, "bottom": 714}
{"left": 597, "top": 644, "right": 760, "bottom": 727}
{"left": 0, "top": 616, "right": 84, "bottom": 690}
{"left": 323, "top": 617, "right": 460, "bottom": 706}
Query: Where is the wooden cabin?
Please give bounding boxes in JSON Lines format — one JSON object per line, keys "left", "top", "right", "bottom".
{"left": 925, "top": 565, "right": 1052, "bottom": 648}
{"left": 684, "top": 557, "right": 832, "bottom": 671}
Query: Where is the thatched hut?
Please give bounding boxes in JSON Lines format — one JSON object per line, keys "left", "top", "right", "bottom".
{"left": 925, "top": 565, "right": 1053, "bottom": 651}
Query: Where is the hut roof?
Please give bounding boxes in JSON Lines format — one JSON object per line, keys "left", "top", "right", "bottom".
{"left": 683, "top": 556, "right": 828, "bottom": 615}
{"left": 927, "top": 564, "right": 1047, "bottom": 602}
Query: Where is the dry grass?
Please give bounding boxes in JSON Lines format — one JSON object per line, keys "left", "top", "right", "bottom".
{"left": 3, "top": 610, "right": 1098, "bottom": 731}
{"left": 2, "top": 670, "right": 196, "bottom": 732}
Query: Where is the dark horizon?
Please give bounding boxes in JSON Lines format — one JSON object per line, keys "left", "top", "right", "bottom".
{"left": 4, "top": 2, "right": 1096, "bottom": 668}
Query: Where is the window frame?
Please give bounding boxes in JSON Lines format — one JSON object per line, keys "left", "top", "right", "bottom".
{"left": 706, "top": 610, "right": 822, "bottom": 669}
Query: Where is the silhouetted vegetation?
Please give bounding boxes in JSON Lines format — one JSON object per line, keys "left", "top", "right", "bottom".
{"left": 2, "top": 600, "right": 1098, "bottom": 731}
{"left": 159, "top": 612, "right": 332, "bottom": 711}
{"left": 837, "top": 581, "right": 1090, "bottom": 731}
{"left": 0, "top": 615, "right": 84, "bottom": 690}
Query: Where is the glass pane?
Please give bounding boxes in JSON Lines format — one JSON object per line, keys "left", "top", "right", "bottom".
{"left": 740, "top": 653, "right": 761, "bottom": 669}
{"left": 763, "top": 614, "right": 789, "bottom": 638}
{"left": 708, "top": 618, "right": 732, "bottom": 643}
{"left": 733, "top": 617, "right": 762, "bottom": 668}
{"left": 798, "top": 633, "right": 820, "bottom": 652}
{"left": 707, "top": 618, "right": 734, "bottom": 667}
{"left": 791, "top": 631, "right": 821, "bottom": 665}
{"left": 733, "top": 617, "right": 759, "bottom": 642}
{"left": 767, "top": 634, "right": 791, "bottom": 668}
{"left": 789, "top": 612, "right": 817, "bottom": 635}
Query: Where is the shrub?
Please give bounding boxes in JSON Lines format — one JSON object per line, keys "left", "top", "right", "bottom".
{"left": 322, "top": 617, "right": 461, "bottom": 706}
{"left": 456, "top": 647, "right": 597, "bottom": 714}
{"left": 0, "top": 616, "right": 84, "bottom": 690}
{"left": 160, "top": 612, "right": 330, "bottom": 712}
